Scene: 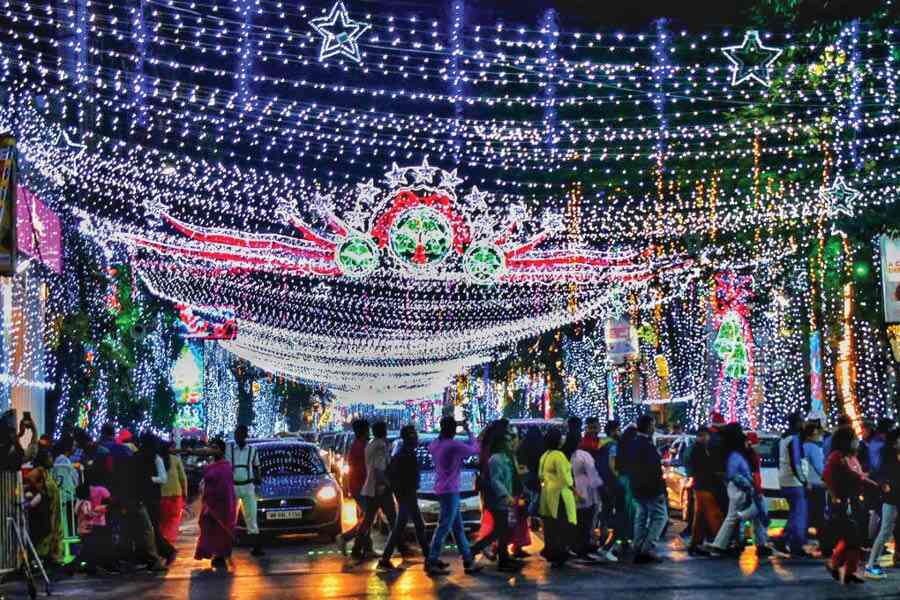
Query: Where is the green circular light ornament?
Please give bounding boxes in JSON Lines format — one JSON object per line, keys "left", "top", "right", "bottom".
{"left": 463, "top": 242, "right": 506, "bottom": 285}
{"left": 388, "top": 206, "right": 454, "bottom": 269}
{"left": 335, "top": 235, "right": 379, "bottom": 278}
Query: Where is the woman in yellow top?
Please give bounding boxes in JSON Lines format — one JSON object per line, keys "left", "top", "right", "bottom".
{"left": 539, "top": 427, "right": 577, "bottom": 568}
{"left": 160, "top": 441, "right": 189, "bottom": 549}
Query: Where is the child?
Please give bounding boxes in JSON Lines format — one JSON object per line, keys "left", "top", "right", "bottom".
{"left": 72, "top": 482, "right": 113, "bottom": 574}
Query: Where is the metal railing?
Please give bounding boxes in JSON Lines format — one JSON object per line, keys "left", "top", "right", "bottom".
{"left": 0, "top": 470, "right": 23, "bottom": 573}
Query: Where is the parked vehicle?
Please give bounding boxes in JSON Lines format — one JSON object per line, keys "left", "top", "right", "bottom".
{"left": 237, "top": 439, "right": 343, "bottom": 541}
{"left": 660, "top": 431, "right": 788, "bottom": 521}
{"left": 508, "top": 418, "right": 566, "bottom": 437}
{"left": 660, "top": 435, "right": 695, "bottom": 522}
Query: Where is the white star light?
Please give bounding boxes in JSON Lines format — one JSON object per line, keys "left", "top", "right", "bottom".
{"left": 438, "top": 168, "right": 464, "bottom": 192}
{"left": 274, "top": 197, "right": 295, "bottom": 222}
{"left": 344, "top": 206, "right": 368, "bottom": 230}
{"left": 144, "top": 198, "right": 169, "bottom": 226}
{"left": 384, "top": 162, "right": 407, "bottom": 188}
{"left": 820, "top": 175, "right": 861, "bottom": 218}
{"left": 722, "top": 30, "right": 783, "bottom": 87}
{"left": 55, "top": 130, "right": 86, "bottom": 158}
{"left": 411, "top": 156, "right": 438, "bottom": 186}
{"left": 309, "top": 1, "right": 371, "bottom": 64}
{"left": 464, "top": 186, "right": 490, "bottom": 213}
{"left": 311, "top": 192, "right": 334, "bottom": 217}
{"left": 507, "top": 202, "right": 528, "bottom": 224}
{"left": 355, "top": 178, "right": 380, "bottom": 205}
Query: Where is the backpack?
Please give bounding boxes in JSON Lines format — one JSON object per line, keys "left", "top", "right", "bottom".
{"left": 595, "top": 442, "right": 619, "bottom": 494}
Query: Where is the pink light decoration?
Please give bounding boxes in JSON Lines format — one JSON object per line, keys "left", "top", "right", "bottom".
{"left": 16, "top": 186, "right": 62, "bottom": 273}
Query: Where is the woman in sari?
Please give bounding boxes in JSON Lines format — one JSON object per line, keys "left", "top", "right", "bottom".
{"left": 195, "top": 439, "right": 237, "bottom": 569}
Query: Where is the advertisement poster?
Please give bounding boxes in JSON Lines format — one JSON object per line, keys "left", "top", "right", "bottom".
{"left": 171, "top": 343, "right": 205, "bottom": 435}
{"left": 0, "top": 136, "right": 17, "bottom": 275}
{"left": 881, "top": 235, "right": 900, "bottom": 323}
{"left": 604, "top": 317, "right": 639, "bottom": 365}
{"left": 16, "top": 186, "right": 62, "bottom": 274}
{"left": 809, "top": 330, "right": 824, "bottom": 412}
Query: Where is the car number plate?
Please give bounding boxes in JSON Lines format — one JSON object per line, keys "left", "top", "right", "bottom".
{"left": 769, "top": 498, "right": 789, "bottom": 512}
{"left": 267, "top": 510, "right": 304, "bottom": 520}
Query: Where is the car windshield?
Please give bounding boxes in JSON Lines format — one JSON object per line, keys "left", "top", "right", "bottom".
{"left": 415, "top": 439, "right": 479, "bottom": 471}
{"left": 257, "top": 445, "right": 326, "bottom": 477}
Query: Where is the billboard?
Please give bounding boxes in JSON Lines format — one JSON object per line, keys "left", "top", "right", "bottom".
{"left": 0, "top": 136, "right": 16, "bottom": 275}
{"left": 16, "top": 186, "right": 62, "bottom": 274}
{"left": 171, "top": 343, "right": 205, "bottom": 434}
{"left": 880, "top": 235, "right": 900, "bottom": 323}
{"left": 604, "top": 317, "right": 639, "bottom": 365}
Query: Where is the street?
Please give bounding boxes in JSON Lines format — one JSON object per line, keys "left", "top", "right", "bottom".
{"left": 2, "top": 504, "right": 898, "bottom": 600}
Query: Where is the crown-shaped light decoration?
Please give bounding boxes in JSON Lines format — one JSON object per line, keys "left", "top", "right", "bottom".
{"left": 106, "top": 161, "right": 693, "bottom": 288}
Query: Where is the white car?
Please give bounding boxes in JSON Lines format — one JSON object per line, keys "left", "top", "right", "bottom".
{"left": 661, "top": 431, "right": 788, "bottom": 520}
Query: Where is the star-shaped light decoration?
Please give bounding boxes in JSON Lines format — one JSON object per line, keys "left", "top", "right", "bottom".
{"left": 55, "top": 130, "right": 86, "bottom": 158}
{"left": 344, "top": 205, "right": 368, "bottom": 231}
{"left": 355, "top": 178, "right": 380, "bottom": 205}
{"left": 384, "top": 163, "right": 407, "bottom": 188}
{"left": 143, "top": 198, "right": 169, "bottom": 226}
{"left": 274, "top": 197, "right": 295, "bottom": 223}
{"left": 438, "top": 168, "right": 464, "bottom": 192}
{"left": 312, "top": 282, "right": 332, "bottom": 301}
{"left": 507, "top": 201, "right": 528, "bottom": 224}
{"left": 820, "top": 175, "right": 860, "bottom": 218}
{"left": 53, "top": 129, "right": 87, "bottom": 182}
{"left": 310, "top": 192, "right": 334, "bottom": 217}
{"left": 721, "top": 30, "right": 783, "bottom": 87}
{"left": 309, "top": 1, "right": 371, "bottom": 64}
{"left": 541, "top": 209, "right": 566, "bottom": 233}
{"left": 410, "top": 156, "right": 439, "bottom": 186}
{"left": 470, "top": 215, "right": 497, "bottom": 241}
{"left": 464, "top": 186, "right": 490, "bottom": 214}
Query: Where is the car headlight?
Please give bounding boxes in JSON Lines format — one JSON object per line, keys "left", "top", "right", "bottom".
{"left": 460, "top": 497, "right": 481, "bottom": 511}
{"left": 317, "top": 485, "right": 338, "bottom": 501}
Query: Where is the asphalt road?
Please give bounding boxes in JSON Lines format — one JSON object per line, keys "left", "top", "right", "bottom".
{"left": 2, "top": 507, "right": 899, "bottom": 600}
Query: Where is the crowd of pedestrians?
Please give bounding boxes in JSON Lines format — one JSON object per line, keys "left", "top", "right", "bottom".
{"left": 336, "top": 411, "right": 899, "bottom": 585}
{"left": 337, "top": 413, "right": 676, "bottom": 574}
{"left": 4, "top": 409, "right": 899, "bottom": 587}
{"left": 0, "top": 417, "right": 191, "bottom": 575}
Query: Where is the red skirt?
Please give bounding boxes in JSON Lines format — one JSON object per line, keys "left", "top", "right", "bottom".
{"left": 160, "top": 496, "right": 185, "bottom": 546}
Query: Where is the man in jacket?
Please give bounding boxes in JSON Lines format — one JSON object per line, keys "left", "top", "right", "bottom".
{"left": 350, "top": 421, "right": 397, "bottom": 560}
{"left": 630, "top": 415, "right": 668, "bottom": 564}
{"left": 377, "top": 425, "right": 431, "bottom": 571}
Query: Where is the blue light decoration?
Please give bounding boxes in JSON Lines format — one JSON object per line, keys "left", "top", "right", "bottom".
{"left": 540, "top": 8, "right": 559, "bottom": 159}
{"left": 309, "top": 1, "right": 371, "bottom": 65}
{"left": 449, "top": 0, "right": 465, "bottom": 164}
{"left": 250, "top": 377, "right": 276, "bottom": 437}
{"left": 653, "top": 19, "right": 670, "bottom": 201}
{"left": 721, "top": 30, "right": 783, "bottom": 87}
{"left": 235, "top": 0, "right": 255, "bottom": 106}
{"left": 203, "top": 342, "right": 238, "bottom": 437}
{"left": 130, "top": 0, "right": 149, "bottom": 127}
{"left": 171, "top": 342, "right": 205, "bottom": 435}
